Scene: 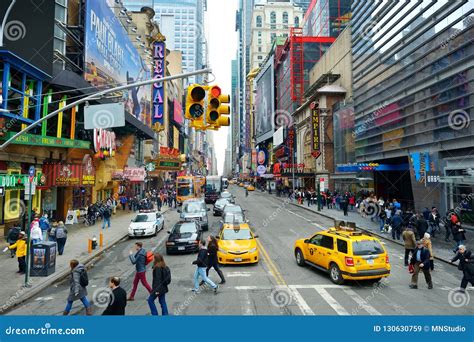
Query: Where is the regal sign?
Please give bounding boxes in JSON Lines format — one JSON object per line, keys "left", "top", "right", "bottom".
{"left": 152, "top": 41, "right": 166, "bottom": 126}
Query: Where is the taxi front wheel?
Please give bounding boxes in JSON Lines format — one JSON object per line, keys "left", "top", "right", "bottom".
{"left": 295, "top": 249, "right": 305, "bottom": 267}
{"left": 329, "top": 263, "right": 344, "bottom": 285}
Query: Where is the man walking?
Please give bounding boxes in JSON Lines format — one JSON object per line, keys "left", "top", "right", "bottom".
{"left": 192, "top": 240, "right": 218, "bottom": 294}
{"left": 450, "top": 245, "right": 474, "bottom": 292}
{"left": 128, "top": 242, "right": 152, "bottom": 301}
{"left": 391, "top": 211, "right": 403, "bottom": 240}
{"left": 102, "top": 205, "right": 112, "bottom": 229}
{"left": 102, "top": 276, "right": 127, "bottom": 315}
{"left": 409, "top": 240, "right": 433, "bottom": 289}
{"left": 402, "top": 227, "right": 416, "bottom": 266}
{"left": 55, "top": 221, "right": 68, "bottom": 255}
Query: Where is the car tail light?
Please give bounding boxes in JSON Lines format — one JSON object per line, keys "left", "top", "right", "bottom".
{"left": 345, "top": 257, "right": 354, "bottom": 267}
{"left": 385, "top": 255, "right": 389, "bottom": 264}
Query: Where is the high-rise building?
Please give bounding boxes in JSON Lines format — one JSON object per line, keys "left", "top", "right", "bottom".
{"left": 123, "top": 0, "right": 207, "bottom": 84}
{"left": 352, "top": 1, "right": 473, "bottom": 214}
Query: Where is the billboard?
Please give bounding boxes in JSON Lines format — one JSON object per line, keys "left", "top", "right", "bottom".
{"left": 255, "top": 58, "right": 275, "bottom": 144}
{"left": 0, "top": 0, "right": 55, "bottom": 76}
{"left": 84, "top": 0, "right": 151, "bottom": 127}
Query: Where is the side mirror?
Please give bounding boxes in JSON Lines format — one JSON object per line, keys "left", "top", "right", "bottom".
{"left": 254, "top": 234, "right": 259, "bottom": 238}
{"left": 304, "top": 239, "right": 309, "bottom": 244}
{"left": 167, "top": 231, "right": 171, "bottom": 234}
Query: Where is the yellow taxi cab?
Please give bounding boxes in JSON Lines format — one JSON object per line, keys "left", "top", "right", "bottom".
{"left": 217, "top": 213, "right": 259, "bottom": 264}
{"left": 246, "top": 185, "right": 255, "bottom": 191}
{"left": 238, "top": 182, "right": 244, "bottom": 187}
{"left": 294, "top": 221, "right": 390, "bottom": 284}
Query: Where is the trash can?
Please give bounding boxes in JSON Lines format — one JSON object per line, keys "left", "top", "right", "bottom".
{"left": 30, "top": 241, "right": 57, "bottom": 277}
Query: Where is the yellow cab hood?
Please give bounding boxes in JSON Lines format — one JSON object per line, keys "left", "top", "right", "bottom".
{"left": 219, "top": 239, "right": 256, "bottom": 251}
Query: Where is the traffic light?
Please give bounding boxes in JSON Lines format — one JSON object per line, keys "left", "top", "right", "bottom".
{"left": 185, "top": 84, "right": 206, "bottom": 129}
{"left": 206, "top": 85, "right": 230, "bottom": 129}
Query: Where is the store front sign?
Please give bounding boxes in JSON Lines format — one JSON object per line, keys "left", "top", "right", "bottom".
{"left": 2, "top": 132, "right": 90, "bottom": 149}
{"left": 0, "top": 173, "right": 43, "bottom": 189}
{"left": 123, "top": 167, "right": 146, "bottom": 182}
{"left": 43, "top": 163, "right": 95, "bottom": 187}
{"left": 82, "top": 155, "right": 96, "bottom": 185}
{"left": 93, "top": 128, "right": 116, "bottom": 159}
{"left": 311, "top": 108, "right": 321, "bottom": 159}
{"left": 160, "top": 147, "right": 180, "bottom": 158}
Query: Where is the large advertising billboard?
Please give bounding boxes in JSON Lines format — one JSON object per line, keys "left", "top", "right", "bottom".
{"left": 84, "top": 0, "right": 151, "bottom": 127}
{"left": 255, "top": 58, "right": 275, "bottom": 144}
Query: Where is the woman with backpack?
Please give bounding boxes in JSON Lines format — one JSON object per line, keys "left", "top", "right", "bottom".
{"left": 64, "top": 259, "right": 92, "bottom": 315}
{"left": 147, "top": 253, "right": 170, "bottom": 315}
{"left": 55, "top": 221, "right": 68, "bottom": 255}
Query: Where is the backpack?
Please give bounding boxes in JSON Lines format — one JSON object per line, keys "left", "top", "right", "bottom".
{"left": 55, "top": 226, "right": 67, "bottom": 239}
{"left": 162, "top": 266, "right": 171, "bottom": 286}
{"left": 79, "top": 269, "right": 89, "bottom": 287}
{"left": 145, "top": 251, "right": 154, "bottom": 265}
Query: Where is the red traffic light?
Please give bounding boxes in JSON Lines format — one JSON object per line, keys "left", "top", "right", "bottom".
{"left": 210, "top": 86, "right": 221, "bottom": 98}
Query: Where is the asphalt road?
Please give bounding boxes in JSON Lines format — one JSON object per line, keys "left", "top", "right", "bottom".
{"left": 8, "top": 186, "right": 473, "bottom": 316}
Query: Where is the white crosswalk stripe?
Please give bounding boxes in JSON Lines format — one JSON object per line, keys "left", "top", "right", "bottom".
{"left": 342, "top": 288, "right": 382, "bottom": 315}
{"left": 316, "top": 287, "right": 350, "bottom": 315}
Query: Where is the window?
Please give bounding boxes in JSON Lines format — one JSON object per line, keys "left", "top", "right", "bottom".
{"left": 256, "top": 15, "right": 262, "bottom": 28}
{"left": 258, "top": 31, "right": 262, "bottom": 37}
{"left": 257, "top": 56, "right": 263, "bottom": 60}
{"left": 270, "top": 11, "right": 276, "bottom": 29}
{"left": 309, "top": 234, "right": 323, "bottom": 246}
{"left": 320, "top": 236, "right": 334, "bottom": 250}
{"left": 283, "top": 11, "right": 288, "bottom": 28}
{"left": 258, "top": 38, "right": 262, "bottom": 45}
{"left": 258, "top": 47, "right": 262, "bottom": 52}
{"left": 270, "top": 33, "right": 276, "bottom": 42}
{"left": 295, "top": 16, "right": 300, "bottom": 27}
{"left": 337, "top": 239, "right": 348, "bottom": 254}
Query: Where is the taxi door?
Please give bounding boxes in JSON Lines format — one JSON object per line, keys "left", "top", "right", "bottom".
{"left": 305, "top": 234, "right": 323, "bottom": 266}
{"left": 317, "top": 235, "right": 335, "bottom": 269}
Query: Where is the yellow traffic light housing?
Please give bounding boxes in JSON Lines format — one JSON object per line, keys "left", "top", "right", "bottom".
{"left": 206, "top": 86, "right": 222, "bottom": 124}
{"left": 216, "top": 93, "right": 230, "bottom": 128}
{"left": 185, "top": 85, "right": 206, "bottom": 129}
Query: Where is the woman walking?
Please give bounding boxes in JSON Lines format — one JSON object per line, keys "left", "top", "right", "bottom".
{"left": 63, "top": 259, "right": 92, "bottom": 315}
{"left": 148, "top": 253, "right": 171, "bottom": 316}
{"left": 206, "top": 236, "right": 225, "bottom": 284}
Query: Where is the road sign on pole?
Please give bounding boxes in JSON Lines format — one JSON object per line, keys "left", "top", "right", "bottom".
{"left": 25, "top": 166, "right": 35, "bottom": 287}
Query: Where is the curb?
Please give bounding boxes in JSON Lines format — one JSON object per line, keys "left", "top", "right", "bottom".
{"left": 2, "top": 208, "right": 172, "bottom": 315}
{"left": 286, "top": 202, "right": 456, "bottom": 266}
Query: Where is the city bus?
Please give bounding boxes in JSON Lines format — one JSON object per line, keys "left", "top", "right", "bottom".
{"left": 205, "top": 175, "right": 223, "bottom": 203}
{"left": 176, "top": 176, "right": 195, "bottom": 205}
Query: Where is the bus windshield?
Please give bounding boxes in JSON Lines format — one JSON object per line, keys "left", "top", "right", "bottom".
{"left": 205, "top": 179, "right": 221, "bottom": 193}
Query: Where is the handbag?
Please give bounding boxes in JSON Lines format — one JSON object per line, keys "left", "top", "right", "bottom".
{"left": 408, "top": 264, "right": 415, "bottom": 274}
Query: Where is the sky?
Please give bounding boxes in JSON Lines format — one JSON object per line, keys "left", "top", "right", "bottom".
{"left": 205, "top": 0, "right": 238, "bottom": 175}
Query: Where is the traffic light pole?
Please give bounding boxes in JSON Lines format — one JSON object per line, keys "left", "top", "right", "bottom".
{"left": 0, "top": 68, "right": 212, "bottom": 150}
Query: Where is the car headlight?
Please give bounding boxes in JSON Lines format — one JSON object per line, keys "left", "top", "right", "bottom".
{"left": 166, "top": 242, "right": 175, "bottom": 246}
{"left": 249, "top": 247, "right": 257, "bottom": 253}
{"left": 218, "top": 248, "right": 227, "bottom": 254}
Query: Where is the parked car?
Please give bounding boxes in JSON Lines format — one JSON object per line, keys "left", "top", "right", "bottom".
{"left": 166, "top": 221, "right": 202, "bottom": 254}
{"left": 213, "top": 198, "right": 231, "bottom": 216}
{"left": 222, "top": 204, "right": 244, "bottom": 218}
{"left": 220, "top": 191, "right": 235, "bottom": 204}
{"left": 179, "top": 198, "right": 209, "bottom": 231}
{"left": 128, "top": 210, "right": 164, "bottom": 238}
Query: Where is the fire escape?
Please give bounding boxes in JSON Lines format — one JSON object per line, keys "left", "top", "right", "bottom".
{"left": 290, "top": 27, "right": 304, "bottom": 105}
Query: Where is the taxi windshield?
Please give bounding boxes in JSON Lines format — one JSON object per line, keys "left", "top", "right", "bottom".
{"left": 222, "top": 229, "right": 252, "bottom": 240}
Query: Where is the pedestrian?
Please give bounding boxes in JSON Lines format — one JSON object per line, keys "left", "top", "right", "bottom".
{"left": 415, "top": 212, "right": 428, "bottom": 240}
{"left": 409, "top": 240, "right": 433, "bottom": 289}
{"left": 391, "top": 211, "right": 403, "bottom": 240}
{"left": 428, "top": 207, "right": 440, "bottom": 238}
{"left": 156, "top": 195, "right": 162, "bottom": 211}
{"left": 378, "top": 207, "right": 387, "bottom": 232}
{"left": 6, "top": 226, "right": 20, "bottom": 258}
{"left": 47, "top": 222, "right": 58, "bottom": 242}
{"left": 63, "top": 259, "right": 92, "bottom": 315}
{"left": 451, "top": 215, "right": 466, "bottom": 253}
{"left": 192, "top": 240, "right": 218, "bottom": 294}
{"left": 55, "top": 221, "right": 68, "bottom": 255}
{"left": 402, "top": 227, "right": 416, "bottom": 266}
{"left": 245, "top": 188, "right": 249, "bottom": 197}
{"left": 341, "top": 193, "right": 349, "bottom": 216}
{"left": 450, "top": 245, "right": 474, "bottom": 293}
{"left": 306, "top": 190, "right": 311, "bottom": 207}
{"left": 102, "top": 205, "right": 112, "bottom": 229}
{"left": 120, "top": 196, "right": 128, "bottom": 211}
{"left": 30, "top": 220, "right": 43, "bottom": 244}
{"left": 128, "top": 242, "right": 152, "bottom": 301}
{"left": 148, "top": 253, "right": 171, "bottom": 316}
{"left": 205, "top": 236, "right": 225, "bottom": 284}
{"left": 102, "top": 276, "right": 127, "bottom": 315}
{"left": 422, "top": 233, "right": 435, "bottom": 271}
{"left": 39, "top": 214, "right": 50, "bottom": 241}
{"left": 444, "top": 210, "right": 454, "bottom": 242}
{"left": 5, "top": 231, "right": 27, "bottom": 274}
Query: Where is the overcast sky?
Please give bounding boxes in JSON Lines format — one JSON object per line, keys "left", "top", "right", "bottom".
{"left": 205, "top": 0, "right": 238, "bottom": 175}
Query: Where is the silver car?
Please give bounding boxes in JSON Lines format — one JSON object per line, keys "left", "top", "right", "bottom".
{"left": 179, "top": 198, "right": 209, "bottom": 231}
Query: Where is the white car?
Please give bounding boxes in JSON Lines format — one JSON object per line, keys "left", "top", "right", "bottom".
{"left": 128, "top": 211, "right": 165, "bottom": 238}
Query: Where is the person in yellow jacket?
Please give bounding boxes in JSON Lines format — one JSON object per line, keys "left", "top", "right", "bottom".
{"left": 7, "top": 231, "right": 27, "bottom": 274}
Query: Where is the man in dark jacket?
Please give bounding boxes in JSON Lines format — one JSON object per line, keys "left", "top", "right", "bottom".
{"left": 451, "top": 221, "right": 466, "bottom": 253}
{"left": 128, "top": 242, "right": 152, "bottom": 300}
{"left": 391, "top": 212, "right": 403, "bottom": 240}
{"left": 102, "top": 205, "right": 112, "bottom": 229}
{"left": 450, "top": 245, "right": 474, "bottom": 292}
{"left": 409, "top": 240, "right": 433, "bottom": 289}
{"left": 102, "top": 277, "right": 127, "bottom": 315}
{"left": 415, "top": 213, "right": 429, "bottom": 240}
{"left": 192, "top": 240, "right": 218, "bottom": 294}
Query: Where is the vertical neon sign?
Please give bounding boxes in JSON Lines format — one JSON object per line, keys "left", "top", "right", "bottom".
{"left": 152, "top": 41, "right": 165, "bottom": 126}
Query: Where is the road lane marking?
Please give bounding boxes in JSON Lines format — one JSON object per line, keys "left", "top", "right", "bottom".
{"left": 226, "top": 272, "right": 254, "bottom": 278}
{"left": 288, "top": 285, "right": 315, "bottom": 315}
{"left": 240, "top": 289, "right": 256, "bottom": 315}
{"left": 256, "top": 239, "right": 286, "bottom": 286}
{"left": 286, "top": 209, "right": 324, "bottom": 229}
{"left": 315, "top": 288, "right": 350, "bottom": 315}
{"left": 342, "top": 288, "right": 382, "bottom": 315}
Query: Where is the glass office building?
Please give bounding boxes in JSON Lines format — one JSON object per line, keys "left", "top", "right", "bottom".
{"left": 352, "top": 0, "right": 473, "bottom": 217}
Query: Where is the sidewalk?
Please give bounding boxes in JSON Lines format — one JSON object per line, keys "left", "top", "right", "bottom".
{"left": 266, "top": 192, "right": 463, "bottom": 264}
{"left": 0, "top": 208, "right": 150, "bottom": 313}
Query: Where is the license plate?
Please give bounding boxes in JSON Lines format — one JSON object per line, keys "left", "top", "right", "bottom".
{"left": 178, "top": 246, "right": 185, "bottom": 251}
{"left": 136, "top": 230, "right": 144, "bottom": 235}
{"left": 367, "top": 259, "right": 374, "bottom": 265}
{"left": 234, "top": 258, "right": 242, "bottom": 262}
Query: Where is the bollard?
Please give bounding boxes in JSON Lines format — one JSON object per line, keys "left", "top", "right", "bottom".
{"left": 99, "top": 232, "right": 104, "bottom": 247}
{"left": 88, "top": 239, "right": 92, "bottom": 254}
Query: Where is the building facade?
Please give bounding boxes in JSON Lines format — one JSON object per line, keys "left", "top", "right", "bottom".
{"left": 352, "top": 0, "right": 473, "bottom": 216}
